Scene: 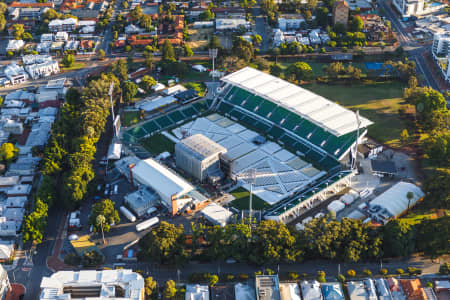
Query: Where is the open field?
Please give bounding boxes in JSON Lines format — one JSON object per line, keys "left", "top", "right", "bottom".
{"left": 121, "top": 111, "right": 140, "bottom": 127}
{"left": 186, "top": 27, "right": 213, "bottom": 50}
{"left": 229, "top": 187, "right": 272, "bottom": 210}
{"left": 60, "top": 61, "right": 87, "bottom": 72}
{"left": 140, "top": 133, "right": 175, "bottom": 155}
{"left": 302, "top": 81, "right": 412, "bottom": 147}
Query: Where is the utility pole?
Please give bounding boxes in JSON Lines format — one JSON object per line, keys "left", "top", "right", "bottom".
{"left": 249, "top": 168, "right": 256, "bottom": 225}
{"left": 351, "top": 110, "right": 361, "bottom": 171}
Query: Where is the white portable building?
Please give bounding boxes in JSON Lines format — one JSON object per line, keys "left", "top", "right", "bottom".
{"left": 327, "top": 200, "right": 345, "bottom": 213}
{"left": 200, "top": 203, "right": 233, "bottom": 227}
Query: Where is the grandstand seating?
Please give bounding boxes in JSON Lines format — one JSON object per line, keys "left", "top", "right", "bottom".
{"left": 181, "top": 106, "right": 198, "bottom": 118}
{"left": 168, "top": 110, "right": 185, "bottom": 123}
{"left": 155, "top": 116, "right": 173, "bottom": 128}
{"left": 221, "top": 86, "right": 360, "bottom": 159}
{"left": 193, "top": 101, "right": 208, "bottom": 113}
{"left": 127, "top": 126, "right": 147, "bottom": 139}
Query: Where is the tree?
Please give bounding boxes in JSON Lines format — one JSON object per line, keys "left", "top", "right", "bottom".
{"left": 337, "top": 274, "right": 345, "bottom": 283}
{"left": 122, "top": 1, "right": 129, "bottom": 8}
{"left": 209, "top": 35, "right": 222, "bottom": 49}
{"left": 270, "top": 64, "right": 282, "bottom": 77}
{"left": 422, "top": 130, "right": 450, "bottom": 162}
{"left": 139, "top": 221, "right": 187, "bottom": 265}
{"left": 22, "top": 32, "right": 33, "bottom": 42}
{"left": 163, "top": 280, "right": 177, "bottom": 299}
{"left": 145, "top": 277, "right": 158, "bottom": 299}
{"left": 0, "top": 14, "right": 6, "bottom": 32}
{"left": 400, "top": 129, "right": 409, "bottom": 144}
{"left": 325, "top": 62, "right": 345, "bottom": 79}
{"left": 129, "top": 6, "right": 143, "bottom": 20}
{"left": 112, "top": 59, "right": 128, "bottom": 81}
{"left": 404, "top": 87, "right": 447, "bottom": 122}
{"left": 383, "top": 220, "right": 415, "bottom": 258}
{"left": 351, "top": 15, "right": 364, "bottom": 32}
{"left": 96, "top": 214, "right": 106, "bottom": 244}
{"left": 286, "top": 62, "right": 314, "bottom": 82}
{"left": 316, "top": 7, "right": 329, "bottom": 26}
{"left": 62, "top": 54, "right": 75, "bottom": 67}
{"left": 416, "top": 216, "right": 449, "bottom": 258}
{"left": 304, "top": 10, "right": 312, "bottom": 20}
{"left": 97, "top": 49, "right": 106, "bottom": 60}
{"left": 209, "top": 274, "right": 219, "bottom": 286}
{"left": 0, "top": 2, "right": 7, "bottom": 14}
{"left": 317, "top": 271, "right": 326, "bottom": 283}
{"left": 408, "top": 76, "right": 418, "bottom": 88}
{"left": 199, "top": 9, "right": 215, "bottom": 20}
{"left": 347, "top": 270, "right": 356, "bottom": 277}
{"left": 140, "top": 15, "right": 153, "bottom": 31}
{"left": 231, "top": 38, "right": 254, "bottom": 62}
{"left": 0, "top": 143, "right": 18, "bottom": 163}
{"left": 88, "top": 199, "right": 120, "bottom": 233}
{"left": 252, "top": 34, "right": 262, "bottom": 45}
{"left": 122, "top": 81, "right": 138, "bottom": 103}
{"left": 144, "top": 50, "right": 154, "bottom": 69}
{"left": 12, "top": 24, "right": 24, "bottom": 40}
{"left": 141, "top": 75, "right": 156, "bottom": 92}
{"left": 162, "top": 39, "right": 176, "bottom": 62}
{"left": 254, "top": 57, "right": 270, "bottom": 71}
{"left": 184, "top": 44, "right": 193, "bottom": 57}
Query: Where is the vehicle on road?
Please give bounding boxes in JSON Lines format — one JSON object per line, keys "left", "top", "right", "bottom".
{"left": 120, "top": 206, "right": 136, "bottom": 222}
{"left": 136, "top": 217, "right": 159, "bottom": 232}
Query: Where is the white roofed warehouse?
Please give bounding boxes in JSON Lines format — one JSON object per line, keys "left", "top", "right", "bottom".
{"left": 130, "top": 158, "right": 195, "bottom": 215}
{"left": 175, "top": 134, "right": 227, "bottom": 182}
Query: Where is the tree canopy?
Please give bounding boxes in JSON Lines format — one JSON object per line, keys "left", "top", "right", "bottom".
{"left": 89, "top": 199, "right": 120, "bottom": 233}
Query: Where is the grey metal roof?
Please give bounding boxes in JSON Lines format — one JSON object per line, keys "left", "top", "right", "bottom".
{"left": 177, "top": 134, "right": 227, "bottom": 161}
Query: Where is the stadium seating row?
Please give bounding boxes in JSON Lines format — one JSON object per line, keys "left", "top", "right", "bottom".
{"left": 221, "top": 86, "right": 359, "bottom": 158}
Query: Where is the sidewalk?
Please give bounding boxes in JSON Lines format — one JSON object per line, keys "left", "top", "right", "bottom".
{"left": 46, "top": 213, "right": 72, "bottom": 272}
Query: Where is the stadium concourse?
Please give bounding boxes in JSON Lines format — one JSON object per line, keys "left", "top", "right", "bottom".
{"left": 121, "top": 67, "right": 373, "bottom": 223}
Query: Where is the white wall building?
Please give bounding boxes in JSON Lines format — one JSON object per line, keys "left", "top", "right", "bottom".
{"left": 25, "top": 60, "right": 60, "bottom": 80}
{"left": 48, "top": 18, "right": 78, "bottom": 32}
{"left": 6, "top": 40, "right": 25, "bottom": 52}
{"left": 392, "top": 0, "right": 445, "bottom": 18}
{"left": 40, "top": 269, "right": 144, "bottom": 300}
{"left": 278, "top": 15, "right": 305, "bottom": 31}
{"left": 432, "top": 31, "right": 450, "bottom": 57}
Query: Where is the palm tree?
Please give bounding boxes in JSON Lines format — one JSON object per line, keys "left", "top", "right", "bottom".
{"left": 406, "top": 191, "right": 414, "bottom": 213}
{"left": 96, "top": 214, "right": 106, "bottom": 245}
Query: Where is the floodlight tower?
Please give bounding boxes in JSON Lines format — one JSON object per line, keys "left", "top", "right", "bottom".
{"left": 209, "top": 48, "right": 218, "bottom": 81}
{"left": 248, "top": 168, "right": 256, "bottom": 223}
{"left": 351, "top": 110, "right": 362, "bottom": 171}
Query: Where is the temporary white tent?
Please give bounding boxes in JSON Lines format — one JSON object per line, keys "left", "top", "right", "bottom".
{"left": 200, "top": 203, "right": 233, "bottom": 227}
{"left": 107, "top": 143, "right": 122, "bottom": 160}
{"left": 340, "top": 190, "right": 359, "bottom": 205}
{"left": 192, "top": 64, "right": 207, "bottom": 72}
{"left": 327, "top": 200, "right": 345, "bottom": 213}
{"left": 131, "top": 158, "right": 194, "bottom": 206}
{"left": 369, "top": 182, "right": 424, "bottom": 217}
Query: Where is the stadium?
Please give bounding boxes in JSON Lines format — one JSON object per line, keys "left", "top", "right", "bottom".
{"left": 122, "top": 67, "right": 373, "bottom": 223}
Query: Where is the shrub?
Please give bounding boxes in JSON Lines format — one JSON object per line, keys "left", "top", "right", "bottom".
{"left": 347, "top": 270, "right": 356, "bottom": 278}
{"left": 302, "top": 273, "right": 308, "bottom": 278}
{"left": 317, "top": 271, "right": 326, "bottom": 283}
{"left": 407, "top": 267, "right": 421, "bottom": 275}
{"left": 439, "top": 263, "right": 450, "bottom": 275}
{"left": 64, "top": 253, "right": 81, "bottom": 266}
{"left": 254, "top": 271, "right": 263, "bottom": 276}
{"left": 209, "top": 274, "right": 219, "bottom": 287}
{"left": 396, "top": 268, "right": 404, "bottom": 275}
{"left": 363, "top": 269, "right": 372, "bottom": 276}
{"left": 82, "top": 250, "right": 104, "bottom": 266}
{"left": 380, "top": 268, "right": 388, "bottom": 275}
{"left": 426, "top": 282, "right": 433, "bottom": 288}
{"left": 226, "top": 274, "right": 235, "bottom": 282}
{"left": 239, "top": 274, "right": 249, "bottom": 281}
{"left": 288, "top": 272, "right": 299, "bottom": 280}
{"left": 266, "top": 268, "right": 275, "bottom": 275}
{"left": 337, "top": 274, "right": 346, "bottom": 283}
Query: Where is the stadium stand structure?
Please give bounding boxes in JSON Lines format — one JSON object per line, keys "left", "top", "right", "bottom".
{"left": 217, "top": 67, "right": 372, "bottom": 161}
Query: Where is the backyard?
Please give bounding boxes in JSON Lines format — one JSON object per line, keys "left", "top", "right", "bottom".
{"left": 140, "top": 133, "right": 175, "bottom": 155}
{"left": 302, "top": 81, "right": 413, "bottom": 148}
{"left": 229, "top": 187, "right": 272, "bottom": 210}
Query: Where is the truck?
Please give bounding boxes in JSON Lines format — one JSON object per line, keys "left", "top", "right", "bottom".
{"left": 120, "top": 206, "right": 136, "bottom": 222}
{"left": 136, "top": 217, "right": 159, "bottom": 232}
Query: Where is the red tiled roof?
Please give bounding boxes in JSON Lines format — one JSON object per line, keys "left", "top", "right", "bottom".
{"left": 10, "top": 1, "right": 54, "bottom": 7}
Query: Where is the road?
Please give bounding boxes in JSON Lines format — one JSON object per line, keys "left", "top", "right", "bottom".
{"left": 378, "top": 0, "right": 442, "bottom": 92}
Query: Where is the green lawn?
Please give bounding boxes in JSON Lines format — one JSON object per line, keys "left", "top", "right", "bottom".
{"left": 60, "top": 62, "right": 87, "bottom": 72}
{"left": 183, "top": 82, "right": 206, "bottom": 96}
{"left": 302, "top": 81, "right": 411, "bottom": 147}
{"left": 121, "top": 111, "right": 140, "bottom": 127}
{"left": 140, "top": 133, "right": 175, "bottom": 155}
{"left": 229, "top": 187, "right": 272, "bottom": 210}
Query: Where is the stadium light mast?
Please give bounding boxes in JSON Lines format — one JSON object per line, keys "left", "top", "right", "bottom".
{"left": 209, "top": 48, "right": 218, "bottom": 81}
{"left": 351, "top": 110, "right": 361, "bottom": 171}
{"left": 109, "top": 82, "right": 116, "bottom": 138}
{"left": 248, "top": 168, "right": 256, "bottom": 224}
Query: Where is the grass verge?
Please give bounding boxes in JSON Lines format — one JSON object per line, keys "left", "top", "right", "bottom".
{"left": 229, "top": 187, "right": 272, "bottom": 210}
{"left": 60, "top": 62, "right": 87, "bottom": 72}
{"left": 140, "top": 133, "right": 175, "bottom": 155}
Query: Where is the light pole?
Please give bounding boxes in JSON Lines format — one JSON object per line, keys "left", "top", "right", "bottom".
{"left": 209, "top": 48, "right": 218, "bottom": 81}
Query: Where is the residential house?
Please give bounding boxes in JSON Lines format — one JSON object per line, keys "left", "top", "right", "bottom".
{"left": 22, "top": 54, "right": 53, "bottom": 65}
{"left": 3, "top": 63, "right": 28, "bottom": 84}
{"left": 278, "top": 14, "right": 305, "bottom": 31}
{"left": 301, "top": 281, "right": 323, "bottom": 300}
{"left": 211, "top": 7, "right": 245, "bottom": 19}
{"left": 387, "top": 278, "right": 406, "bottom": 300}
{"left": 0, "top": 240, "right": 14, "bottom": 262}
{"left": 332, "top": 0, "right": 349, "bottom": 26}
{"left": 400, "top": 280, "right": 427, "bottom": 300}
{"left": 25, "top": 60, "right": 60, "bottom": 80}
{"left": 79, "top": 39, "right": 94, "bottom": 51}
{"left": 48, "top": 18, "right": 78, "bottom": 32}
{"left": 216, "top": 18, "right": 250, "bottom": 31}
{"left": 35, "top": 90, "right": 59, "bottom": 108}
{"left": 40, "top": 33, "right": 53, "bottom": 43}
{"left": 347, "top": 282, "right": 368, "bottom": 300}
{"left": 375, "top": 279, "right": 393, "bottom": 300}
{"left": 8, "top": 7, "right": 48, "bottom": 21}
{"left": 65, "top": 40, "right": 80, "bottom": 52}
{"left": 55, "top": 31, "right": 69, "bottom": 42}
{"left": 321, "top": 283, "right": 344, "bottom": 300}
{"left": 9, "top": 1, "right": 54, "bottom": 8}
{"left": 125, "top": 24, "right": 144, "bottom": 34}
{"left": 6, "top": 40, "right": 25, "bottom": 52}
{"left": 37, "top": 42, "right": 52, "bottom": 53}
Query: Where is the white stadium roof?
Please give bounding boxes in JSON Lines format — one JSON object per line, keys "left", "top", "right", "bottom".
{"left": 221, "top": 67, "right": 373, "bottom": 136}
